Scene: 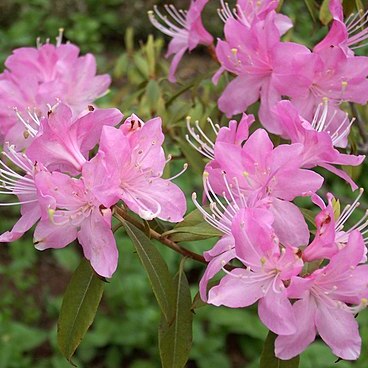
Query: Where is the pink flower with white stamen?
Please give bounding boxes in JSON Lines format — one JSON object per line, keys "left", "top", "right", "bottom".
{"left": 207, "top": 208, "right": 303, "bottom": 336}
{"left": 148, "top": 0, "right": 213, "bottom": 83}
{"left": 87, "top": 115, "right": 187, "bottom": 222}
{"left": 273, "top": 100, "right": 364, "bottom": 189}
{"left": 276, "top": 231, "right": 368, "bottom": 360}
{"left": 0, "top": 145, "right": 46, "bottom": 242}
{"left": 314, "top": 0, "right": 368, "bottom": 55}
{"left": 26, "top": 103, "right": 123, "bottom": 174}
{"left": 218, "top": 0, "right": 292, "bottom": 35}
{"left": 303, "top": 190, "right": 368, "bottom": 262}
{"left": 34, "top": 169, "right": 118, "bottom": 278}
{"left": 0, "top": 30, "right": 111, "bottom": 148}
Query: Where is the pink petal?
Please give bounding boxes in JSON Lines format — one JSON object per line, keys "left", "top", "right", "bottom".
{"left": 275, "top": 297, "right": 317, "bottom": 359}
{"left": 316, "top": 303, "right": 361, "bottom": 360}
{"left": 78, "top": 209, "right": 118, "bottom": 278}
{"left": 208, "top": 268, "right": 265, "bottom": 307}
{"left": 258, "top": 287, "right": 297, "bottom": 335}
{"left": 33, "top": 220, "right": 78, "bottom": 250}
{"left": 200, "top": 247, "right": 236, "bottom": 301}
{"left": 218, "top": 75, "right": 262, "bottom": 118}
{"left": 270, "top": 198, "right": 310, "bottom": 247}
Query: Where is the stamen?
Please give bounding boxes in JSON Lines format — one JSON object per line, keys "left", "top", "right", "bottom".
{"left": 192, "top": 192, "right": 231, "bottom": 234}
{"left": 217, "top": 0, "right": 235, "bottom": 23}
{"left": 14, "top": 108, "right": 38, "bottom": 137}
{"left": 56, "top": 28, "right": 64, "bottom": 47}
{"left": 148, "top": 5, "right": 188, "bottom": 39}
{"left": 186, "top": 116, "right": 216, "bottom": 160}
{"left": 167, "top": 163, "right": 188, "bottom": 181}
{"left": 335, "top": 188, "right": 363, "bottom": 231}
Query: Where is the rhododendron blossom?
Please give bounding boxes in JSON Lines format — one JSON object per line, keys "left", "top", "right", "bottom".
{"left": 88, "top": 115, "right": 187, "bottom": 222}
{"left": 214, "top": 13, "right": 311, "bottom": 131}
{"left": 314, "top": 0, "right": 368, "bottom": 55}
{"left": 303, "top": 190, "right": 368, "bottom": 261}
{"left": 2, "top": 0, "right": 368, "bottom": 364}
{"left": 0, "top": 31, "right": 111, "bottom": 148}
{"left": 207, "top": 208, "right": 303, "bottom": 335}
{"left": 276, "top": 231, "right": 368, "bottom": 360}
{"left": 26, "top": 103, "right": 123, "bottom": 174}
{"left": 0, "top": 145, "right": 46, "bottom": 242}
{"left": 206, "top": 128, "right": 323, "bottom": 246}
{"left": 34, "top": 169, "right": 118, "bottom": 278}
{"left": 148, "top": 0, "right": 213, "bottom": 82}
{"left": 273, "top": 100, "right": 365, "bottom": 189}
{"left": 218, "top": 0, "right": 292, "bottom": 35}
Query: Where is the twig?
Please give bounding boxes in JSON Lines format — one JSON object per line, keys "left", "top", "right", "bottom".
{"left": 113, "top": 206, "right": 207, "bottom": 264}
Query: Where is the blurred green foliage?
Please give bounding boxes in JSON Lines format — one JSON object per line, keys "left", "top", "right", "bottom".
{"left": 1, "top": 0, "right": 368, "bottom": 367}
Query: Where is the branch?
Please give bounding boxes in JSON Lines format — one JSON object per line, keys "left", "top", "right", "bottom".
{"left": 113, "top": 206, "right": 207, "bottom": 264}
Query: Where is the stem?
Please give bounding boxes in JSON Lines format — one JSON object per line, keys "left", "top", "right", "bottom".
{"left": 114, "top": 206, "right": 207, "bottom": 264}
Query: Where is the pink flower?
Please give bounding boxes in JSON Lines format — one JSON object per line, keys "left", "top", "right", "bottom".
{"left": 186, "top": 112, "right": 255, "bottom": 160}
{"left": 192, "top": 165, "right": 265, "bottom": 301}
{"left": 276, "top": 47, "right": 368, "bottom": 121}
{"left": 273, "top": 100, "right": 364, "bottom": 189}
{"left": 34, "top": 168, "right": 118, "bottom": 278}
{"left": 303, "top": 190, "right": 368, "bottom": 262}
{"left": 218, "top": 0, "right": 292, "bottom": 35}
{"left": 26, "top": 103, "right": 123, "bottom": 174}
{"left": 214, "top": 13, "right": 310, "bottom": 132}
{"left": 207, "top": 208, "right": 303, "bottom": 335}
{"left": 0, "top": 31, "right": 111, "bottom": 148}
{"left": 88, "top": 115, "right": 187, "bottom": 222}
{"left": 149, "top": 0, "right": 213, "bottom": 83}
{"left": 0, "top": 145, "right": 46, "bottom": 242}
{"left": 314, "top": 0, "right": 368, "bottom": 55}
{"left": 206, "top": 128, "right": 324, "bottom": 246}
{"left": 275, "top": 231, "right": 368, "bottom": 360}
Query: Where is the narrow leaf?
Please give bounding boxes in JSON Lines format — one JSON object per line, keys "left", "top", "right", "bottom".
{"left": 57, "top": 259, "right": 105, "bottom": 364}
{"left": 159, "top": 260, "right": 193, "bottom": 368}
{"left": 164, "top": 207, "right": 222, "bottom": 242}
{"left": 124, "top": 220, "right": 175, "bottom": 322}
{"left": 260, "top": 331, "right": 300, "bottom": 368}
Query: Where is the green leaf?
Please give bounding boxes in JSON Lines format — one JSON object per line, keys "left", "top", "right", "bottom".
{"left": 320, "top": 0, "right": 333, "bottom": 25}
{"left": 124, "top": 220, "right": 175, "bottom": 322}
{"left": 260, "top": 331, "right": 300, "bottom": 368}
{"left": 57, "top": 259, "right": 105, "bottom": 364}
{"left": 304, "top": 0, "right": 317, "bottom": 22}
{"left": 159, "top": 260, "right": 193, "bottom": 368}
{"left": 163, "top": 207, "right": 223, "bottom": 242}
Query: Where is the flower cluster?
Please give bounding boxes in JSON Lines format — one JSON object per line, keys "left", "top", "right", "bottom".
{"left": 0, "top": 35, "right": 186, "bottom": 278}
{"left": 1, "top": 0, "right": 368, "bottom": 363}
{"left": 150, "top": 0, "right": 368, "bottom": 360}
{"left": 188, "top": 114, "right": 368, "bottom": 360}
